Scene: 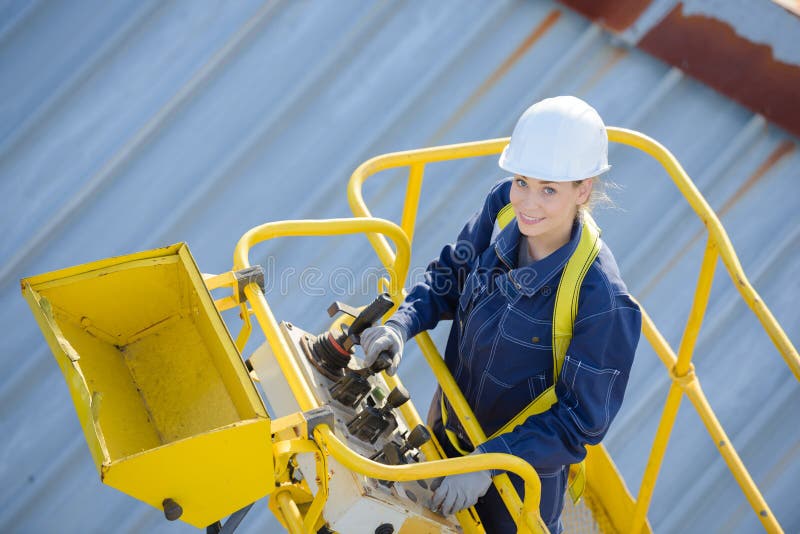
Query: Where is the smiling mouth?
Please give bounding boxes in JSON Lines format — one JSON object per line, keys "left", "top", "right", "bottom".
{"left": 518, "top": 213, "right": 544, "bottom": 225}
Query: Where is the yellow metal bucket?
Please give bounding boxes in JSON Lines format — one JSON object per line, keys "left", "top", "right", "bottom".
{"left": 21, "top": 243, "right": 273, "bottom": 528}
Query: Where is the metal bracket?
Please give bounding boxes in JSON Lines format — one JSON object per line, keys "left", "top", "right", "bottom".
{"left": 327, "top": 300, "right": 360, "bottom": 318}
{"left": 305, "top": 405, "right": 335, "bottom": 438}
{"left": 235, "top": 266, "right": 265, "bottom": 303}
{"left": 669, "top": 362, "right": 697, "bottom": 389}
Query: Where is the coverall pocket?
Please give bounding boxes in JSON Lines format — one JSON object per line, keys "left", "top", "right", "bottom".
{"left": 528, "top": 373, "right": 550, "bottom": 400}
{"left": 499, "top": 305, "right": 552, "bottom": 349}
{"left": 487, "top": 306, "right": 554, "bottom": 392}
{"left": 560, "top": 355, "right": 621, "bottom": 437}
{"left": 478, "top": 371, "right": 533, "bottom": 424}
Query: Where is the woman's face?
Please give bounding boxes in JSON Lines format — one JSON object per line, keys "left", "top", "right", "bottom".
{"left": 509, "top": 175, "right": 592, "bottom": 242}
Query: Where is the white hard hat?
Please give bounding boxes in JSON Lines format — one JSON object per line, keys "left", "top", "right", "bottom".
{"left": 498, "top": 96, "right": 611, "bottom": 182}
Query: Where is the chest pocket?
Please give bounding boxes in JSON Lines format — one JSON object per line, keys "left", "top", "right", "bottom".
{"left": 499, "top": 305, "right": 552, "bottom": 350}
{"left": 489, "top": 306, "right": 554, "bottom": 389}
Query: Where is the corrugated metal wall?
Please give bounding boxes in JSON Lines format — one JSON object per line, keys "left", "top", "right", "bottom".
{"left": 1, "top": 1, "right": 797, "bottom": 532}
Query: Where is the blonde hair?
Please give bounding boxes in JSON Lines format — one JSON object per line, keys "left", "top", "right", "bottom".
{"left": 574, "top": 175, "right": 616, "bottom": 213}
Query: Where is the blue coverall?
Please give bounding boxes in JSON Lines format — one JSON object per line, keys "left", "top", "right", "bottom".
{"left": 386, "top": 177, "right": 642, "bottom": 533}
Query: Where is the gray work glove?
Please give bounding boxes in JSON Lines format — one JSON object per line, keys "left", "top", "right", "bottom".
{"left": 358, "top": 323, "right": 405, "bottom": 376}
{"left": 430, "top": 461, "right": 492, "bottom": 516}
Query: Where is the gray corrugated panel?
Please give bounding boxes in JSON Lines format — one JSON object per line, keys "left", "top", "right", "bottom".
{"left": 1, "top": 0, "right": 797, "bottom": 532}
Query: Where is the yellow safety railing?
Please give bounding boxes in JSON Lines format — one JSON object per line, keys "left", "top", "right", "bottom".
{"left": 345, "top": 128, "right": 798, "bottom": 533}
{"left": 609, "top": 129, "right": 797, "bottom": 534}
{"left": 231, "top": 218, "right": 546, "bottom": 533}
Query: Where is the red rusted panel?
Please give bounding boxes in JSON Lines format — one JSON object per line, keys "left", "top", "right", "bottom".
{"left": 558, "top": 0, "right": 652, "bottom": 32}
{"left": 639, "top": 4, "right": 800, "bottom": 138}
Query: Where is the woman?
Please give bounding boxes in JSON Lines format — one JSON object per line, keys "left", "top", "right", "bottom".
{"left": 360, "top": 96, "right": 641, "bottom": 533}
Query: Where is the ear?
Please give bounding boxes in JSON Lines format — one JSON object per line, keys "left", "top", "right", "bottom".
{"left": 576, "top": 178, "right": 593, "bottom": 205}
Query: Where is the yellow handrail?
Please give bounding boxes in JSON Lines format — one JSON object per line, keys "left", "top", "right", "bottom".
{"left": 609, "top": 128, "right": 799, "bottom": 382}
{"left": 232, "top": 218, "right": 411, "bottom": 413}
{"left": 231, "top": 217, "right": 544, "bottom": 532}
{"left": 313, "top": 425, "right": 544, "bottom": 531}
{"left": 346, "top": 128, "right": 797, "bottom": 533}
{"left": 347, "top": 137, "right": 509, "bottom": 270}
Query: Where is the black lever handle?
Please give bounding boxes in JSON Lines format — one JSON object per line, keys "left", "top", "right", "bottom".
{"left": 347, "top": 293, "right": 394, "bottom": 337}
{"left": 370, "top": 350, "right": 394, "bottom": 373}
{"left": 406, "top": 424, "right": 432, "bottom": 450}
{"left": 384, "top": 385, "right": 411, "bottom": 410}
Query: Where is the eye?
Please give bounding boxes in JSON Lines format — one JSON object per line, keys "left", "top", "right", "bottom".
{"left": 515, "top": 177, "right": 527, "bottom": 188}
{"left": 543, "top": 186, "right": 556, "bottom": 195}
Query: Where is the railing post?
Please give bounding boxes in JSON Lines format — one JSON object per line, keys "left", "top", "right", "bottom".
{"left": 400, "top": 163, "right": 425, "bottom": 244}
{"left": 675, "top": 239, "right": 717, "bottom": 374}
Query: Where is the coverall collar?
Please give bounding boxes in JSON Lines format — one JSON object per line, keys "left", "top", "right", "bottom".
{"left": 493, "top": 216, "right": 583, "bottom": 297}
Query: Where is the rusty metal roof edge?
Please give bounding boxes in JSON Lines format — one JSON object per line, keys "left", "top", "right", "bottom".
{"left": 558, "top": 0, "right": 800, "bottom": 138}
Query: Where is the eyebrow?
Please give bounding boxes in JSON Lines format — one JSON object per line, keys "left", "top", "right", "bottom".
{"left": 518, "top": 176, "right": 555, "bottom": 185}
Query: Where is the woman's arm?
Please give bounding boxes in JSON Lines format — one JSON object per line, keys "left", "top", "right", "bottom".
{"left": 478, "top": 292, "right": 642, "bottom": 471}
{"left": 386, "top": 179, "right": 510, "bottom": 341}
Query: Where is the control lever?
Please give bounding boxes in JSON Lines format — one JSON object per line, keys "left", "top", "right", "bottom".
{"left": 384, "top": 385, "right": 411, "bottom": 412}
{"left": 371, "top": 424, "right": 432, "bottom": 465}
{"left": 405, "top": 424, "right": 432, "bottom": 451}
{"left": 346, "top": 386, "right": 410, "bottom": 444}
{"left": 333, "top": 293, "right": 394, "bottom": 351}
{"left": 329, "top": 348, "right": 393, "bottom": 407}
{"left": 327, "top": 294, "right": 397, "bottom": 407}
{"left": 368, "top": 350, "right": 394, "bottom": 373}
{"left": 303, "top": 293, "right": 394, "bottom": 381}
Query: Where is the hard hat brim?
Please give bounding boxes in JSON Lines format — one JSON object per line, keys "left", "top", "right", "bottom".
{"left": 498, "top": 145, "right": 611, "bottom": 182}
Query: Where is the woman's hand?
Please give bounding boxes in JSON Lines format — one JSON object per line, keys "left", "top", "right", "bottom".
{"left": 359, "top": 324, "right": 405, "bottom": 376}
{"left": 430, "top": 468, "right": 492, "bottom": 516}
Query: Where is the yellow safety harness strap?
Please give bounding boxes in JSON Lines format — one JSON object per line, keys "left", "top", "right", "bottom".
{"left": 496, "top": 202, "right": 516, "bottom": 230}
{"left": 441, "top": 395, "right": 475, "bottom": 456}
{"left": 441, "top": 209, "right": 601, "bottom": 504}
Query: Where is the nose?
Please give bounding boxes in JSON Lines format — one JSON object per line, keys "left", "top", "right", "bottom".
{"left": 520, "top": 190, "right": 539, "bottom": 211}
